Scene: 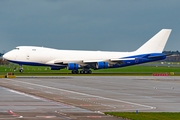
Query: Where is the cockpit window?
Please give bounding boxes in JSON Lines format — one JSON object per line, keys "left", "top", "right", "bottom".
{"left": 14, "top": 48, "right": 19, "bottom": 50}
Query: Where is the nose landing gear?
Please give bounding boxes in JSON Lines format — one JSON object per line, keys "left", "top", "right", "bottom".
{"left": 19, "top": 69, "right": 23, "bottom": 73}
{"left": 19, "top": 64, "right": 23, "bottom": 73}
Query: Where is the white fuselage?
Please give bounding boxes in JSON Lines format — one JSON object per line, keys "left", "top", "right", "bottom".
{"left": 4, "top": 46, "right": 138, "bottom": 65}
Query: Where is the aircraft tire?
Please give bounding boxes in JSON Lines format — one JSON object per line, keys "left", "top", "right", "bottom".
{"left": 75, "top": 70, "right": 79, "bottom": 74}
{"left": 80, "top": 70, "right": 84, "bottom": 74}
{"left": 84, "top": 70, "right": 88, "bottom": 74}
{"left": 80, "top": 70, "right": 92, "bottom": 74}
{"left": 19, "top": 69, "right": 23, "bottom": 73}
{"left": 88, "top": 70, "right": 92, "bottom": 74}
{"left": 72, "top": 70, "right": 79, "bottom": 74}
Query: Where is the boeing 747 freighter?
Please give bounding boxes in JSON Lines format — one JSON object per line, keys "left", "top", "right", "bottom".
{"left": 3, "top": 29, "right": 172, "bottom": 74}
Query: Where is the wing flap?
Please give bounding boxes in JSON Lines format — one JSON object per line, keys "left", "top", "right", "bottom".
{"left": 48, "top": 58, "right": 135, "bottom": 65}
{"left": 54, "top": 60, "right": 63, "bottom": 64}
{"left": 110, "top": 58, "right": 135, "bottom": 62}
{"left": 83, "top": 60, "right": 107, "bottom": 63}
{"left": 47, "top": 60, "right": 83, "bottom": 64}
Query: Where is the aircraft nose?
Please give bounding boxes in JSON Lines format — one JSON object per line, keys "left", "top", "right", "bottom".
{"left": 3, "top": 53, "right": 8, "bottom": 60}
{"left": 3, "top": 52, "right": 11, "bottom": 60}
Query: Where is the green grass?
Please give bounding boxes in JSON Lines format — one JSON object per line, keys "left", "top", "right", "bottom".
{"left": 104, "top": 112, "right": 180, "bottom": 120}
{"left": 0, "top": 64, "right": 180, "bottom": 75}
{"left": 0, "top": 65, "right": 69, "bottom": 73}
{"left": 95, "top": 65, "right": 180, "bottom": 73}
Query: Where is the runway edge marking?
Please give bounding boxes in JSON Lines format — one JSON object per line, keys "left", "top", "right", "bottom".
{"left": 4, "top": 78, "right": 155, "bottom": 109}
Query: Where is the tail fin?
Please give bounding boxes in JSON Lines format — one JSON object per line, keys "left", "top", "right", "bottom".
{"left": 135, "top": 29, "right": 172, "bottom": 53}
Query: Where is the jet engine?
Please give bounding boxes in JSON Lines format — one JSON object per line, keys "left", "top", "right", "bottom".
{"left": 96, "top": 62, "right": 108, "bottom": 69}
{"left": 67, "top": 63, "right": 79, "bottom": 70}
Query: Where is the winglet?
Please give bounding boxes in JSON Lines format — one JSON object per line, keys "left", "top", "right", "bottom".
{"left": 135, "top": 29, "right": 172, "bottom": 53}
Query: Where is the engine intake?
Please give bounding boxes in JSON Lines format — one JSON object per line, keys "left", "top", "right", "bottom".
{"left": 67, "top": 63, "right": 79, "bottom": 70}
{"left": 96, "top": 62, "right": 108, "bottom": 69}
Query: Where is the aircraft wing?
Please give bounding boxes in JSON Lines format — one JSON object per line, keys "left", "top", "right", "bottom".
{"left": 47, "top": 58, "right": 135, "bottom": 67}
{"left": 47, "top": 60, "right": 83, "bottom": 64}
{"left": 47, "top": 53, "right": 170, "bottom": 66}
{"left": 83, "top": 58, "right": 135, "bottom": 66}
{"left": 45, "top": 53, "right": 170, "bottom": 70}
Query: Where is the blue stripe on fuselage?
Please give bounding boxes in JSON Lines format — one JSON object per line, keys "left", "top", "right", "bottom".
{"left": 7, "top": 60, "right": 66, "bottom": 68}
{"left": 111, "top": 53, "right": 166, "bottom": 68}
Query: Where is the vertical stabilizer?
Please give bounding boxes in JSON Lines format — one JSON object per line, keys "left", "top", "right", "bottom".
{"left": 136, "top": 29, "right": 172, "bottom": 53}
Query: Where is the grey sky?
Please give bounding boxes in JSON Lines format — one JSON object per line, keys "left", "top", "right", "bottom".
{"left": 0, "top": 0, "right": 179, "bottom": 53}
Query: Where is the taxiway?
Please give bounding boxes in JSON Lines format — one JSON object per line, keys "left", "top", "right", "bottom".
{"left": 0, "top": 76, "right": 180, "bottom": 119}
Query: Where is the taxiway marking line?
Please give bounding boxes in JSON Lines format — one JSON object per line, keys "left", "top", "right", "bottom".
{"left": 4, "top": 78, "right": 155, "bottom": 109}
{"left": 3, "top": 87, "right": 73, "bottom": 108}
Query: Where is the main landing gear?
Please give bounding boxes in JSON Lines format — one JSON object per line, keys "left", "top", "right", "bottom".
{"left": 80, "top": 70, "right": 92, "bottom": 74}
{"left": 71, "top": 70, "right": 79, "bottom": 74}
{"left": 71, "top": 69, "right": 92, "bottom": 74}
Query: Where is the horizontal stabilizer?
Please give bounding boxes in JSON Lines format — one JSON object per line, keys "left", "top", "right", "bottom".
{"left": 147, "top": 54, "right": 173, "bottom": 59}
{"left": 141, "top": 54, "right": 151, "bottom": 58}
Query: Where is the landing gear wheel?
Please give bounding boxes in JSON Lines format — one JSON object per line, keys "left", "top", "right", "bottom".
{"left": 75, "top": 70, "right": 79, "bottom": 74}
{"left": 80, "top": 70, "right": 92, "bottom": 74}
{"left": 80, "top": 70, "right": 84, "bottom": 74}
{"left": 19, "top": 69, "right": 23, "bottom": 73}
{"left": 88, "top": 70, "right": 92, "bottom": 74}
{"left": 84, "top": 70, "right": 88, "bottom": 74}
{"left": 19, "top": 64, "right": 23, "bottom": 73}
{"left": 72, "top": 70, "right": 79, "bottom": 74}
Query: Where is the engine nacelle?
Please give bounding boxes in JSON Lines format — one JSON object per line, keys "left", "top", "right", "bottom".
{"left": 96, "top": 62, "right": 108, "bottom": 69}
{"left": 50, "top": 67, "right": 61, "bottom": 70}
{"left": 67, "top": 63, "right": 79, "bottom": 70}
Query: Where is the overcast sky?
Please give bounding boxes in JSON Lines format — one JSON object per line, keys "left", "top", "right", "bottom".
{"left": 0, "top": 0, "right": 179, "bottom": 53}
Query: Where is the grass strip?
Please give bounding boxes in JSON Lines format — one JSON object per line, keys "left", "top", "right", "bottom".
{"left": 12, "top": 73, "right": 153, "bottom": 76}
{"left": 1, "top": 65, "right": 180, "bottom": 75}
{"left": 104, "top": 112, "right": 180, "bottom": 120}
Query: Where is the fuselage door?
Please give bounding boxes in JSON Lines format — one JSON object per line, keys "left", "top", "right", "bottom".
{"left": 26, "top": 53, "right": 30, "bottom": 60}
